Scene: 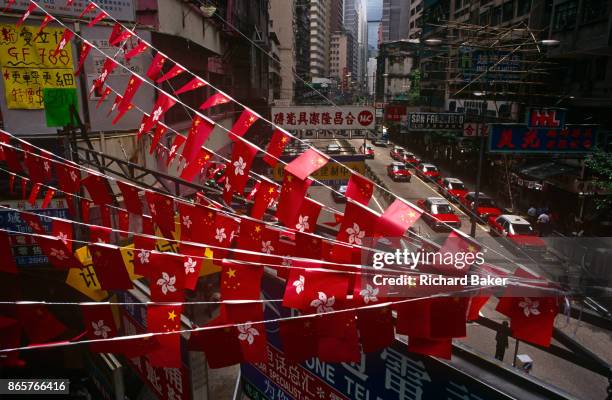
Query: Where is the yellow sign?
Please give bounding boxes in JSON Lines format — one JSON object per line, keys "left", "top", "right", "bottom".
{"left": 0, "top": 24, "right": 74, "bottom": 109}
{"left": 272, "top": 160, "right": 366, "bottom": 182}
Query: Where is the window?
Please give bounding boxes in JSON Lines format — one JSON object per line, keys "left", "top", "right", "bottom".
{"left": 553, "top": 0, "right": 577, "bottom": 31}
{"left": 582, "top": 0, "right": 608, "bottom": 23}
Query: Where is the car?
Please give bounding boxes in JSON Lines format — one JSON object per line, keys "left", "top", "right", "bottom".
{"left": 416, "top": 163, "right": 441, "bottom": 180}
{"left": 488, "top": 214, "right": 546, "bottom": 251}
{"left": 401, "top": 151, "right": 419, "bottom": 166}
{"left": 460, "top": 192, "right": 503, "bottom": 219}
{"left": 372, "top": 138, "right": 389, "bottom": 147}
{"left": 438, "top": 177, "right": 468, "bottom": 202}
{"left": 332, "top": 185, "right": 348, "bottom": 203}
{"left": 326, "top": 143, "right": 341, "bottom": 154}
{"left": 417, "top": 197, "right": 461, "bottom": 231}
{"left": 359, "top": 144, "right": 375, "bottom": 159}
{"left": 387, "top": 162, "right": 411, "bottom": 182}
{"left": 390, "top": 146, "right": 404, "bottom": 160}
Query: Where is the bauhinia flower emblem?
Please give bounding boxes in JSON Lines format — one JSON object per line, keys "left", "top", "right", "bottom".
{"left": 233, "top": 156, "right": 246, "bottom": 176}
{"left": 518, "top": 297, "right": 540, "bottom": 317}
{"left": 50, "top": 248, "right": 68, "bottom": 260}
{"left": 91, "top": 320, "right": 111, "bottom": 338}
{"left": 57, "top": 232, "right": 68, "bottom": 245}
{"left": 156, "top": 272, "right": 177, "bottom": 295}
{"left": 224, "top": 180, "right": 231, "bottom": 193}
{"left": 295, "top": 215, "right": 309, "bottom": 232}
{"left": 70, "top": 170, "right": 78, "bottom": 182}
{"left": 261, "top": 240, "right": 274, "bottom": 254}
{"left": 182, "top": 215, "right": 192, "bottom": 229}
{"left": 152, "top": 106, "right": 163, "bottom": 122}
{"left": 359, "top": 284, "right": 379, "bottom": 304}
{"left": 310, "top": 291, "right": 335, "bottom": 314}
{"left": 137, "top": 250, "right": 150, "bottom": 264}
{"left": 281, "top": 257, "right": 292, "bottom": 267}
{"left": 184, "top": 257, "right": 197, "bottom": 274}
{"left": 215, "top": 228, "right": 227, "bottom": 243}
{"left": 237, "top": 322, "right": 259, "bottom": 345}
{"left": 292, "top": 275, "right": 305, "bottom": 294}
{"left": 346, "top": 223, "right": 365, "bottom": 245}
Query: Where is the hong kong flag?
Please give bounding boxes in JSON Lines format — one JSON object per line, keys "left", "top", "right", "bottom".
{"left": 125, "top": 40, "right": 149, "bottom": 60}
{"left": 91, "top": 57, "right": 118, "bottom": 94}
{"left": 177, "top": 202, "right": 207, "bottom": 242}
{"left": 181, "top": 116, "right": 214, "bottom": 164}
{"left": 175, "top": 77, "right": 207, "bottom": 95}
{"left": 199, "top": 93, "right": 230, "bottom": 110}
{"left": 54, "top": 29, "right": 74, "bottom": 57}
{"left": 223, "top": 140, "right": 258, "bottom": 203}
{"left": 133, "top": 234, "right": 155, "bottom": 276}
{"left": 220, "top": 260, "right": 263, "bottom": 300}
{"left": 156, "top": 64, "right": 185, "bottom": 83}
{"left": 149, "top": 123, "right": 168, "bottom": 154}
{"left": 81, "top": 174, "right": 113, "bottom": 206}
{"left": 180, "top": 243, "right": 204, "bottom": 290}
{"left": 51, "top": 219, "right": 73, "bottom": 253}
{"left": 16, "top": 2, "right": 37, "bottom": 28}
{"left": 165, "top": 134, "right": 186, "bottom": 166}
{"left": 147, "top": 252, "right": 185, "bottom": 302}
{"left": 180, "top": 148, "right": 212, "bottom": 182}
{"left": 34, "top": 235, "right": 82, "bottom": 270}
{"left": 250, "top": 179, "right": 279, "bottom": 219}
{"left": 229, "top": 109, "right": 258, "bottom": 140}
{"left": 90, "top": 243, "right": 133, "bottom": 290}
{"left": 147, "top": 304, "right": 183, "bottom": 368}
{"left": 210, "top": 213, "right": 238, "bottom": 259}
{"left": 116, "top": 180, "right": 143, "bottom": 215}
{"left": 90, "top": 223, "right": 111, "bottom": 243}
{"left": 378, "top": 199, "right": 421, "bottom": 237}
{"left": 276, "top": 172, "right": 312, "bottom": 227}
{"left": 263, "top": 129, "right": 291, "bottom": 166}
{"left": 142, "top": 93, "right": 177, "bottom": 134}
{"left": 283, "top": 268, "right": 349, "bottom": 312}
{"left": 146, "top": 52, "right": 167, "bottom": 81}
{"left": 56, "top": 163, "right": 80, "bottom": 194}
{"left": 292, "top": 197, "right": 322, "bottom": 233}
{"left": 144, "top": 191, "right": 176, "bottom": 238}
{"left": 336, "top": 200, "right": 379, "bottom": 247}
{"left": 284, "top": 148, "right": 329, "bottom": 181}
{"left": 346, "top": 173, "right": 374, "bottom": 205}
{"left": 81, "top": 304, "right": 119, "bottom": 353}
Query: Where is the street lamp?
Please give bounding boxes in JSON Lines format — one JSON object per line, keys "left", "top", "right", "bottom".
{"left": 539, "top": 39, "right": 560, "bottom": 46}
{"left": 470, "top": 90, "right": 488, "bottom": 237}
{"left": 424, "top": 38, "right": 443, "bottom": 46}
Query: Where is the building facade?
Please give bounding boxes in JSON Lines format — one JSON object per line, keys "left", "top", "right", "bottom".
{"left": 381, "top": 0, "right": 410, "bottom": 41}
{"left": 270, "top": 0, "right": 296, "bottom": 103}
{"left": 309, "top": 0, "right": 332, "bottom": 78}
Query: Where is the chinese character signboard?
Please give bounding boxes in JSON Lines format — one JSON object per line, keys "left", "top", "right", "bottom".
{"left": 489, "top": 124, "right": 598, "bottom": 153}
{"left": 271, "top": 155, "right": 366, "bottom": 185}
{"left": 0, "top": 0, "right": 136, "bottom": 22}
{"left": 385, "top": 105, "right": 406, "bottom": 122}
{"left": 408, "top": 113, "right": 465, "bottom": 131}
{"left": 0, "top": 24, "right": 75, "bottom": 109}
{"left": 526, "top": 107, "right": 566, "bottom": 129}
{"left": 271, "top": 106, "right": 375, "bottom": 130}
{"left": 462, "top": 122, "right": 489, "bottom": 137}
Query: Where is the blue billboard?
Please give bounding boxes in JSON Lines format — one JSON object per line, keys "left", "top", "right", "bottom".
{"left": 489, "top": 124, "right": 598, "bottom": 154}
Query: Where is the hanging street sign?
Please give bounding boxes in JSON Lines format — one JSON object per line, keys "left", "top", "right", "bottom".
{"left": 489, "top": 124, "right": 598, "bottom": 153}
{"left": 526, "top": 108, "right": 567, "bottom": 129}
{"left": 408, "top": 113, "right": 465, "bottom": 131}
{"left": 463, "top": 122, "right": 489, "bottom": 137}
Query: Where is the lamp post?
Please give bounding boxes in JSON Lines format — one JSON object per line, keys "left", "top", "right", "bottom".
{"left": 470, "top": 90, "right": 487, "bottom": 237}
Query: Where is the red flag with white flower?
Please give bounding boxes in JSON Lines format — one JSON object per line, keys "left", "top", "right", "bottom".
{"left": 142, "top": 93, "right": 177, "bottom": 134}
{"left": 336, "top": 200, "right": 380, "bottom": 247}
{"left": 180, "top": 243, "right": 204, "bottom": 290}
{"left": 223, "top": 140, "right": 258, "bottom": 203}
{"left": 34, "top": 234, "right": 82, "bottom": 270}
{"left": 211, "top": 213, "right": 238, "bottom": 259}
{"left": 283, "top": 268, "right": 349, "bottom": 312}
{"left": 16, "top": 2, "right": 37, "bottom": 28}
{"left": 263, "top": 129, "right": 290, "bottom": 166}
{"left": 144, "top": 191, "right": 176, "bottom": 238}
{"left": 91, "top": 57, "right": 118, "bottom": 95}
{"left": 147, "top": 252, "right": 185, "bottom": 302}
{"left": 81, "top": 304, "right": 119, "bottom": 353}
{"left": 165, "top": 134, "right": 186, "bottom": 166}
{"left": 53, "top": 29, "right": 73, "bottom": 57}
{"left": 292, "top": 197, "right": 322, "bottom": 233}
{"left": 51, "top": 219, "right": 72, "bottom": 253}
{"left": 284, "top": 148, "right": 329, "bottom": 180}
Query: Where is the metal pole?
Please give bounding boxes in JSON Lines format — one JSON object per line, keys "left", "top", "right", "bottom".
{"left": 470, "top": 98, "right": 486, "bottom": 237}
{"left": 512, "top": 339, "right": 520, "bottom": 367}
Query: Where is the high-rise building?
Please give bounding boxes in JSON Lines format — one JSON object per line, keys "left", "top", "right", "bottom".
{"left": 331, "top": 0, "right": 344, "bottom": 31}
{"left": 408, "top": 0, "right": 423, "bottom": 39}
{"left": 270, "top": 0, "right": 296, "bottom": 103}
{"left": 309, "top": 0, "right": 333, "bottom": 78}
{"left": 344, "top": 0, "right": 368, "bottom": 86}
{"left": 295, "top": 0, "right": 311, "bottom": 101}
{"left": 381, "top": 0, "right": 410, "bottom": 41}
{"left": 330, "top": 32, "right": 350, "bottom": 81}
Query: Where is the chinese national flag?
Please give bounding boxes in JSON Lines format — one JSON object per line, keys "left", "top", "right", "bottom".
{"left": 294, "top": 231, "right": 322, "bottom": 259}
{"left": 408, "top": 337, "right": 452, "bottom": 359}
{"left": 156, "top": 64, "right": 185, "bottom": 83}
{"left": 89, "top": 225, "right": 111, "bottom": 244}
{"left": 317, "top": 311, "right": 360, "bottom": 363}
{"left": 23, "top": 151, "right": 46, "bottom": 184}
{"left": 3, "top": 145, "right": 23, "bottom": 174}
{"left": 346, "top": 173, "right": 374, "bottom": 205}
{"left": 395, "top": 297, "right": 467, "bottom": 339}
{"left": 436, "top": 231, "right": 481, "bottom": 273}
{"left": 115, "top": 76, "right": 143, "bottom": 116}
{"left": 275, "top": 172, "right": 312, "bottom": 227}
{"left": 117, "top": 209, "right": 129, "bottom": 235}
{"left": 279, "top": 316, "right": 320, "bottom": 362}
{"left": 74, "top": 41, "right": 92, "bottom": 75}
{"left": 39, "top": 14, "right": 54, "bottom": 32}
{"left": 220, "top": 260, "right": 263, "bottom": 300}
{"left": 357, "top": 306, "right": 395, "bottom": 353}
{"left": 188, "top": 317, "right": 243, "bottom": 368}
{"left": 18, "top": 304, "right": 66, "bottom": 344}
{"left": 90, "top": 244, "right": 133, "bottom": 290}
{"left": 175, "top": 77, "right": 207, "bottom": 95}
{"left": 146, "top": 52, "right": 167, "bottom": 81}
{"left": 149, "top": 123, "right": 168, "bottom": 155}
{"left": 250, "top": 180, "right": 279, "bottom": 219}
{"left": 180, "top": 148, "right": 212, "bottom": 182}
{"left": 87, "top": 10, "right": 107, "bottom": 27}
{"left": 147, "top": 252, "right": 185, "bottom": 302}
{"left": 292, "top": 197, "right": 322, "bottom": 233}
{"left": 263, "top": 129, "right": 291, "bottom": 166}
{"left": 181, "top": 116, "right": 214, "bottom": 164}
{"left": 223, "top": 141, "right": 258, "bottom": 203}
{"left": 125, "top": 40, "right": 149, "bottom": 59}
{"left": 145, "top": 191, "right": 176, "bottom": 239}
{"left": 166, "top": 134, "right": 186, "bottom": 166}
{"left": 34, "top": 235, "right": 82, "bottom": 270}
{"left": 147, "top": 304, "right": 183, "bottom": 368}
{"left": 80, "top": 199, "right": 91, "bottom": 223}
{"left": 284, "top": 148, "right": 329, "bottom": 181}
{"left": 229, "top": 109, "right": 258, "bottom": 140}
{"left": 81, "top": 304, "right": 119, "bottom": 353}
{"left": 336, "top": 200, "right": 379, "bottom": 246}
{"left": 0, "top": 231, "right": 17, "bottom": 274}
{"left": 199, "top": 93, "right": 230, "bottom": 110}
{"left": 81, "top": 174, "right": 113, "bottom": 206}
{"left": 232, "top": 218, "right": 264, "bottom": 263}
{"left": 116, "top": 180, "right": 143, "bottom": 215}
{"left": 378, "top": 199, "right": 421, "bottom": 237}
{"left": 180, "top": 243, "right": 204, "bottom": 290}
{"left": 78, "top": 2, "right": 97, "bottom": 18}
{"left": 142, "top": 93, "right": 177, "bottom": 134}
{"left": 109, "top": 26, "right": 133, "bottom": 46}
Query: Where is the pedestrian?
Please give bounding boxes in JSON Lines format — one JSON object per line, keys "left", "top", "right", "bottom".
{"left": 527, "top": 205, "right": 537, "bottom": 225}
{"left": 537, "top": 211, "right": 550, "bottom": 236}
{"left": 495, "top": 321, "right": 510, "bottom": 361}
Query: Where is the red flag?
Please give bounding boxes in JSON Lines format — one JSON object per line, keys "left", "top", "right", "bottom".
{"left": 263, "top": 129, "right": 291, "bottom": 166}
{"left": 41, "top": 188, "right": 55, "bottom": 209}
{"left": 16, "top": 2, "right": 37, "bottom": 27}
{"left": 91, "top": 57, "right": 118, "bottom": 94}
{"left": 117, "top": 209, "right": 129, "bottom": 235}
{"left": 74, "top": 41, "right": 92, "bottom": 75}
{"left": 38, "top": 14, "right": 54, "bottom": 33}
{"left": 0, "top": 231, "right": 17, "bottom": 274}
{"left": 144, "top": 191, "right": 176, "bottom": 238}
{"left": 81, "top": 304, "right": 120, "bottom": 353}
{"left": 357, "top": 306, "right": 394, "bottom": 352}
{"left": 175, "top": 77, "right": 207, "bottom": 95}
{"left": 81, "top": 174, "right": 113, "bottom": 206}
{"left": 146, "top": 304, "right": 183, "bottom": 368}
{"left": 177, "top": 202, "right": 208, "bottom": 242}
{"left": 111, "top": 103, "right": 134, "bottom": 125}
{"left": 146, "top": 52, "right": 167, "bottom": 81}
{"left": 220, "top": 260, "right": 263, "bottom": 300}
{"left": 109, "top": 27, "right": 133, "bottom": 46}
{"left": 181, "top": 116, "right": 214, "bottom": 164}
{"left": 80, "top": 199, "right": 91, "bottom": 223}
{"left": 210, "top": 213, "right": 238, "bottom": 258}
{"left": 149, "top": 123, "right": 168, "bottom": 155}
{"left": 436, "top": 231, "right": 481, "bottom": 273}
{"left": 317, "top": 311, "right": 360, "bottom": 363}
{"left": 408, "top": 337, "right": 452, "bottom": 359}
{"left": 147, "top": 252, "right": 185, "bottom": 302}
{"left": 232, "top": 218, "right": 264, "bottom": 263}
{"left": 282, "top": 268, "right": 349, "bottom": 312}
{"left": 51, "top": 219, "right": 73, "bottom": 253}
{"left": 18, "top": 304, "right": 66, "bottom": 343}
{"left": 125, "top": 41, "right": 149, "bottom": 59}
{"left": 180, "top": 148, "right": 212, "bottom": 182}
{"left": 20, "top": 212, "right": 44, "bottom": 234}
{"left": 116, "top": 180, "right": 143, "bottom": 215}
{"left": 78, "top": 1, "right": 96, "bottom": 18}
{"left": 180, "top": 243, "right": 204, "bottom": 290}
{"left": 89, "top": 225, "right": 111, "bottom": 244}
{"left": 2, "top": 0, "right": 16, "bottom": 13}
{"left": 133, "top": 234, "right": 156, "bottom": 276}
{"left": 87, "top": 10, "right": 107, "bottom": 26}
{"left": 284, "top": 148, "right": 329, "bottom": 181}
{"left": 378, "top": 199, "right": 421, "bottom": 237}
{"left": 27, "top": 182, "right": 42, "bottom": 205}
{"left": 229, "top": 109, "right": 258, "bottom": 140}
{"left": 188, "top": 316, "right": 243, "bottom": 368}
{"left": 56, "top": 163, "right": 80, "bottom": 194}
{"left": 142, "top": 93, "right": 176, "bottom": 134}
{"left": 117, "top": 75, "right": 143, "bottom": 114}
{"left": 336, "top": 200, "right": 379, "bottom": 246}
{"left": 275, "top": 172, "right": 312, "bottom": 227}
{"left": 166, "top": 134, "right": 186, "bottom": 166}
{"left": 279, "top": 317, "right": 320, "bottom": 362}
{"left": 156, "top": 64, "right": 185, "bottom": 83}
{"left": 90, "top": 244, "right": 133, "bottom": 290}
{"left": 223, "top": 141, "right": 258, "bottom": 203}
{"left": 250, "top": 180, "right": 279, "bottom": 219}
{"left": 292, "top": 197, "right": 322, "bottom": 233}
{"left": 0, "top": 315, "right": 23, "bottom": 367}
{"left": 199, "top": 93, "right": 230, "bottom": 110}
{"left": 346, "top": 173, "right": 374, "bottom": 205}
{"left": 95, "top": 87, "right": 112, "bottom": 108}
{"left": 53, "top": 29, "right": 74, "bottom": 57}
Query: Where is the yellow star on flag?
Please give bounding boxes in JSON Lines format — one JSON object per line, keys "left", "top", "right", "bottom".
{"left": 226, "top": 268, "right": 236, "bottom": 278}
{"left": 168, "top": 310, "right": 177, "bottom": 321}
